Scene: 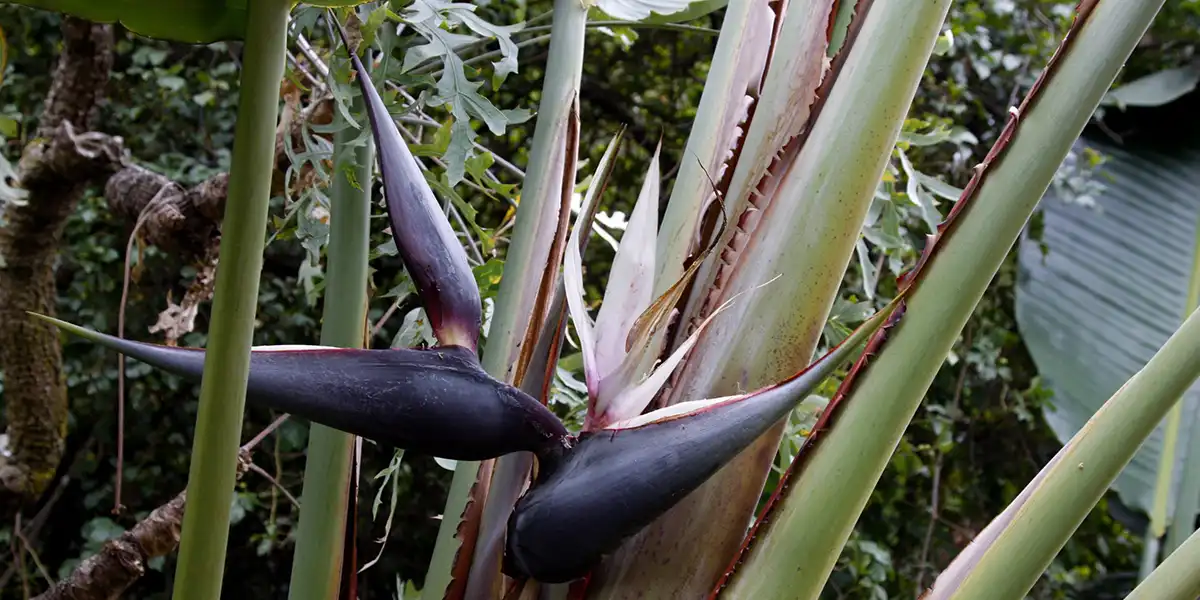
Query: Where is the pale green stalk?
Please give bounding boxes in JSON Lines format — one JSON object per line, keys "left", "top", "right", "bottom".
{"left": 287, "top": 83, "right": 375, "bottom": 599}
{"left": 1128, "top": 527, "right": 1200, "bottom": 600}
{"left": 1169, "top": 426, "right": 1200, "bottom": 548}
{"left": 1147, "top": 404, "right": 1183, "bottom": 571}
{"left": 947, "top": 292, "right": 1200, "bottom": 599}
{"left": 171, "top": 1, "right": 291, "bottom": 597}
{"left": 718, "top": 1, "right": 1165, "bottom": 597}
{"left": 423, "top": 0, "right": 587, "bottom": 594}
{"left": 595, "top": 1, "right": 952, "bottom": 595}
{"left": 1139, "top": 536, "right": 1163, "bottom": 586}
{"left": 1165, "top": 212, "right": 1200, "bottom": 554}
{"left": 1140, "top": 211, "right": 1200, "bottom": 575}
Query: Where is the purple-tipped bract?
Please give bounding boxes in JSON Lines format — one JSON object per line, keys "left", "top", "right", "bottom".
{"left": 502, "top": 302, "right": 900, "bottom": 583}
{"left": 339, "top": 27, "right": 482, "bottom": 350}
{"left": 503, "top": 383, "right": 826, "bottom": 582}
{"left": 35, "top": 315, "right": 567, "bottom": 460}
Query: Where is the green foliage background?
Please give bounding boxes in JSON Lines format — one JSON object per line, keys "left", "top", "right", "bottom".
{"left": 0, "top": 1, "right": 1196, "bottom": 598}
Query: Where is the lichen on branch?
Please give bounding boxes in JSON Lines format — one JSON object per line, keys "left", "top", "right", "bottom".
{"left": 0, "top": 17, "right": 117, "bottom": 504}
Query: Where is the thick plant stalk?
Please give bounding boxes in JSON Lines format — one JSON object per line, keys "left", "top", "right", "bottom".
{"left": 1127, "top": 526, "right": 1200, "bottom": 600}
{"left": 423, "top": 0, "right": 588, "bottom": 595}
{"left": 716, "top": 1, "right": 1165, "bottom": 597}
{"left": 592, "top": 1, "right": 951, "bottom": 595}
{"left": 170, "top": 1, "right": 291, "bottom": 597}
{"left": 935, "top": 306, "right": 1200, "bottom": 600}
{"left": 287, "top": 85, "right": 375, "bottom": 599}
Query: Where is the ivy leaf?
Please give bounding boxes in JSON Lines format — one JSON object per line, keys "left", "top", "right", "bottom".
{"left": 914, "top": 172, "right": 964, "bottom": 201}
{"left": 297, "top": 192, "right": 331, "bottom": 267}
{"left": 897, "top": 148, "right": 942, "bottom": 233}
{"left": 157, "top": 75, "right": 186, "bottom": 91}
{"left": 855, "top": 240, "right": 878, "bottom": 300}
{"left": 503, "top": 107, "right": 533, "bottom": 125}
{"left": 384, "top": 275, "right": 415, "bottom": 299}
{"left": 401, "top": 29, "right": 478, "bottom": 73}
{"left": 372, "top": 238, "right": 399, "bottom": 259}
{"left": 425, "top": 43, "right": 508, "bottom": 135}
{"left": 444, "top": 118, "right": 475, "bottom": 185}
{"left": 399, "top": 0, "right": 530, "bottom": 184}
{"left": 453, "top": 11, "right": 525, "bottom": 87}
{"left": 410, "top": 117, "right": 453, "bottom": 157}
{"left": 392, "top": 307, "right": 438, "bottom": 348}
{"left": 361, "top": 4, "right": 391, "bottom": 48}
{"left": 465, "top": 151, "right": 495, "bottom": 183}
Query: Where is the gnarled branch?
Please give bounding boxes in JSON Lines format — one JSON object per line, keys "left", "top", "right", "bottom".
{"left": 0, "top": 18, "right": 117, "bottom": 504}
{"left": 32, "top": 452, "right": 252, "bottom": 600}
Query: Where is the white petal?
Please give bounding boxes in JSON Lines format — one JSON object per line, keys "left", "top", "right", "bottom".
{"left": 594, "top": 142, "right": 661, "bottom": 381}
{"left": 564, "top": 188, "right": 602, "bottom": 397}
{"left": 604, "top": 394, "right": 742, "bottom": 430}
{"left": 593, "top": 292, "right": 732, "bottom": 428}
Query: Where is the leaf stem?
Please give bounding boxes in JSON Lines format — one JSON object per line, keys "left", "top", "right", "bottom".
{"left": 286, "top": 45, "right": 376, "bottom": 600}
{"left": 170, "top": 1, "right": 291, "bottom": 598}
{"left": 411, "top": 19, "right": 717, "bottom": 77}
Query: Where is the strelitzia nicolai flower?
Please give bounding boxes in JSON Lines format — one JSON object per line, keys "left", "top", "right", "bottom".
{"left": 35, "top": 23, "right": 907, "bottom": 586}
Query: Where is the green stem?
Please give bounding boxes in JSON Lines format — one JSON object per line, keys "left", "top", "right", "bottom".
{"left": 286, "top": 76, "right": 375, "bottom": 600}
{"left": 422, "top": 0, "right": 588, "bottom": 595}
{"left": 722, "top": 1, "right": 1165, "bottom": 598}
{"left": 170, "top": 1, "right": 291, "bottom": 598}
{"left": 1146, "top": 404, "right": 1183, "bottom": 574}
{"left": 1164, "top": 212, "right": 1200, "bottom": 555}
{"left": 518, "top": 19, "right": 720, "bottom": 36}
{"left": 419, "top": 34, "right": 552, "bottom": 79}
{"left": 1127, "top": 526, "right": 1200, "bottom": 600}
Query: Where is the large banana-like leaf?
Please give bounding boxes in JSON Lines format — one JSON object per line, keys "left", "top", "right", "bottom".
{"left": 1014, "top": 137, "right": 1200, "bottom": 522}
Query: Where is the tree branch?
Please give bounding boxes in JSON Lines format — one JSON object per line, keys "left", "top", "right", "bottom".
{"left": 32, "top": 452, "right": 253, "bottom": 600}
{"left": 32, "top": 416, "right": 289, "bottom": 600}
{"left": 104, "top": 166, "right": 228, "bottom": 257}
{"left": 0, "top": 18, "right": 117, "bottom": 505}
